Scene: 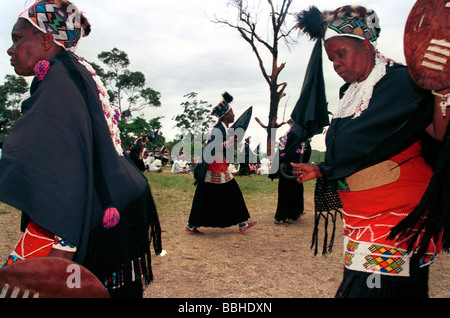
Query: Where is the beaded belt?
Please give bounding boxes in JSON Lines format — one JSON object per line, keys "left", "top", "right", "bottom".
{"left": 337, "top": 160, "right": 400, "bottom": 192}
{"left": 205, "top": 171, "right": 233, "bottom": 184}
{"left": 343, "top": 237, "right": 435, "bottom": 277}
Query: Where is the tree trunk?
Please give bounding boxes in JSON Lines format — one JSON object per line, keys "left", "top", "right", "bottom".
{"left": 267, "top": 84, "right": 279, "bottom": 156}
{"left": 213, "top": 0, "right": 293, "bottom": 156}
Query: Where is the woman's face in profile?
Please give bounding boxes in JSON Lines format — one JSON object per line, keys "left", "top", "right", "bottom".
{"left": 8, "top": 19, "right": 46, "bottom": 76}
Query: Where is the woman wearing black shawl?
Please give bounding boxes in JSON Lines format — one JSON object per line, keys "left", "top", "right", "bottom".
{"left": 293, "top": 5, "right": 449, "bottom": 298}
{"left": 186, "top": 93, "right": 256, "bottom": 235}
{"left": 129, "top": 133, "right": 150, "bottom": 172}
{"left": 270, "top": 121, "right": 312, "bottom": 224}
{"left": 0, "top": 0, "right": 162, "bottom": 298}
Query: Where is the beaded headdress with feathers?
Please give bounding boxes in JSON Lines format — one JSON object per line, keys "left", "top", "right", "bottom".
{"left": 212, "top": 92, "right": 233, "bottom": 118}
{"left": 296, "top": 5, "right": 381, "bottom": 45}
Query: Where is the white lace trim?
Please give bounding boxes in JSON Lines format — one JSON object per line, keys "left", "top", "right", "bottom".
{"left": 76, "top": 57, "right": 124, "bottom": 156}
{"left": 334, "top": 52, "right": 394, "bottom": 119}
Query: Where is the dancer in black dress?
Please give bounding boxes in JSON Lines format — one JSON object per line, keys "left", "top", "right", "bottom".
{"left": 186, "top": 93, "right": 256, "bottom": 235}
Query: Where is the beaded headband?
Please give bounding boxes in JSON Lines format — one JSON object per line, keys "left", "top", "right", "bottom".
{"left": 296, "top": 5, "right": 381, "bottom": 46}
{"left": 19, "top": 0, "right": 84, "bottom": 52}
{"left": 212, "top": 92, "right": 234, "bottom": 118}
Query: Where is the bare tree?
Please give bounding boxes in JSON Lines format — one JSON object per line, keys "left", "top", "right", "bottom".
{"left": 213, "top": 0, "right": 295, "bottom": 155}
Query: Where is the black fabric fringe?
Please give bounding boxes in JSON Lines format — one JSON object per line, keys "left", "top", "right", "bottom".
{"left": 83, "top": 188, "right": 160, "bottom": 295}
{"left": 311, "top": 177, "right": 343, "bottom": 255}
{"left": 147, "top": 186, "right": 163, "bottom": 256}
{"left": 389, "top": 125, "right": 450, "bottom": 256}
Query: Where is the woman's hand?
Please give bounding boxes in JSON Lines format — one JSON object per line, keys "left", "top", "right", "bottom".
{"left": 291, "top": 163, "right": 324, "bottom": 183}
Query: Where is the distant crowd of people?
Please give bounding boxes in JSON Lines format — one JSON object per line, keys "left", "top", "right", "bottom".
{"left": 127, "top": 133, "right": 274, "bottom": 176}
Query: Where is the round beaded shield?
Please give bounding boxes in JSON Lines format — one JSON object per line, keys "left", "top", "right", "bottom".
{"left": 404, "top": 0, "right": 450, "bottom": 90}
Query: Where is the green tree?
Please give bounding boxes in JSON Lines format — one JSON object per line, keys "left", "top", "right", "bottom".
{"left": 173, "top": 92, "right": 214, "bottom": 140}
{"left": 97, "top": 48, "right": 161, "bottom": 120}
{"left": 119, "top": 116, "right": 165, "bottom": 150}
{"left": 171, "top": 92, "right": 216, "bottom": 161}
{"left": 0, "top": 75, "right": 28, "bottom": 141}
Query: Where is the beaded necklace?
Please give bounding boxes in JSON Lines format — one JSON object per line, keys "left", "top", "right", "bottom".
{"left": 334, "top": 51, "right": 395, "bottom": 119}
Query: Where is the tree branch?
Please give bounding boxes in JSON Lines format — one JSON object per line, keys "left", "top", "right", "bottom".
{"left": 278, "top": 81, "right": 287, "bottom": 99}
{"left": 213, "top": 18, "right": 272, "bottom": 85}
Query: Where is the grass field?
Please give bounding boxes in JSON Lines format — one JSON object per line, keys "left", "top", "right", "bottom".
{"left": 145, "top": 168, "right": 316, "bottom": 218}
{"left": 1, "top": 168, "right": 449, "bottom": 298}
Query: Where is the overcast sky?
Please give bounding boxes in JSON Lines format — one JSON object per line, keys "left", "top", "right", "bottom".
{"left": 0, "top": 0, "right": 416, "bottom": 151}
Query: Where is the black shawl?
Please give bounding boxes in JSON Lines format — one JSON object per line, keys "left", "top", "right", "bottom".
{"left": 193, "top": 121, "right": 227, "bottom": 184}
{"left": 318, "top": 63, "right": 434, "bottom": 181}
{"left": 0, "top": 52, "right": 161, "bottom": 290}
{"left": 312, "top": 63, "right": 436, "bottom": 255}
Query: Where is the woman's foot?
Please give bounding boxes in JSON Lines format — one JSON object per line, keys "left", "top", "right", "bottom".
{"left": 239, "top": 222, "right": 257, "bottom": 232}
{"left": 274, "top": 219, "right": 292, "bottom": 224}
{"left": 185, "top": 225, "right": 204, "bottom": 236}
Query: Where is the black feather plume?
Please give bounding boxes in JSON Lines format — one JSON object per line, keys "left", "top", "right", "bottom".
{"left": 222, "top": 92, "right": 233, "bottom": 104}
{"left": 295, "top": 6, "right": 326, "bottom": 40}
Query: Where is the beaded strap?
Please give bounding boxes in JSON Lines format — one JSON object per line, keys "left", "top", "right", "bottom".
{"left": 76, "top": 56, "right": 124, "bottom": 156}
